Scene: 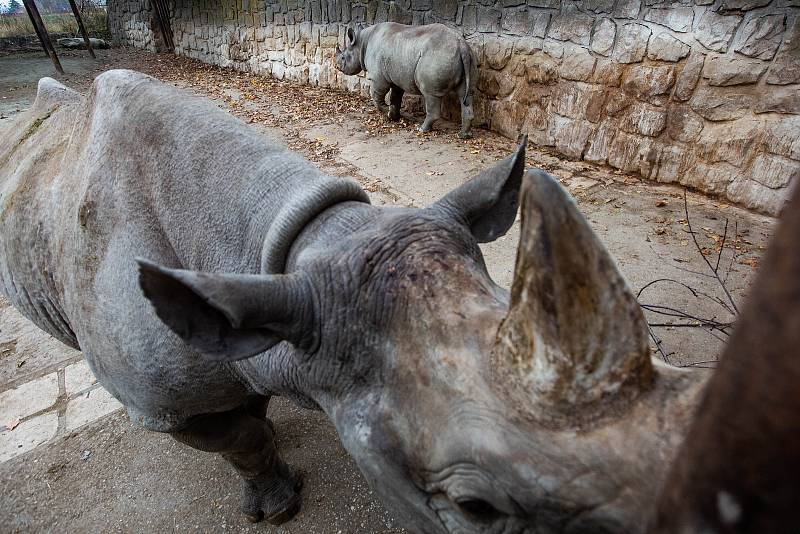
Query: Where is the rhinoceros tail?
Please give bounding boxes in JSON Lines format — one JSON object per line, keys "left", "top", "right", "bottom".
{"left": 458, "top": 40, "right": 473, "bottom": 106}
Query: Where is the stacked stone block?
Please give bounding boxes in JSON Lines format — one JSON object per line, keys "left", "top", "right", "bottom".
{"left": 108, "top": 0, "right": 158, "bottom": 51}
{"left": 109, "top": 0, "right": 800, "bottom": 215}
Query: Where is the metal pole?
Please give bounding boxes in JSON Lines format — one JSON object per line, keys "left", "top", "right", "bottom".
{"left": 152, "top": 0, "right": 174, "bottom": 52}
{"left": 21, "top": 0, "right": 64, "bottom": 74}
{"left": 67, "top": 0, "right": 95, "bottom": 58}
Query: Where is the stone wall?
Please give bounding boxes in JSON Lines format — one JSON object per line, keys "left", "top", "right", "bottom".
{"left": 108, "top": 0, "right": 800, "bottom": 214}
{"left": 109, "top": 0, "right": 158, "bottom": 51}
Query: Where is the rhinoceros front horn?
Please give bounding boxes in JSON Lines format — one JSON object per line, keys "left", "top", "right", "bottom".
{"left": 493, "top": 170, "right": 654, "bottom": 427}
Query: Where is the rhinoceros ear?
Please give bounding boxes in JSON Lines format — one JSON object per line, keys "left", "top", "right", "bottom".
{"left": 346, "top": 26, "right": 357, "bottom": 45}
{"left": 136, "top": 258, "right": 317, "bottom": 362}
{"left": 432, "top": 136, "right": 526, "bottom": 243}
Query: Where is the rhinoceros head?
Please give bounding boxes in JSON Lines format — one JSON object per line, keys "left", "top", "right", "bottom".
{"left": 139, "top": 141, "right": 705, "bottom": 533}
{"left": 313, "top": 157, "right": 704, "bottom": 533}
{"left": 335, "top": 26, "right": 364, "bottom": 76}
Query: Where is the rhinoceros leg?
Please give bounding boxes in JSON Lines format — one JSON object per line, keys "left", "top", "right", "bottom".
{"left": 172, "top": 401, "right": 303, "bottom": 525}
{"left": 370, "top": 78, "right": 390, "bottom": 116}
{"left": 420, "top": 94, "right": 442, "bottom": 133}
{"left": 457, "top": 83, "right": 474, "bottom": 139}
{"left": 388, "top": 86, "right": 404, "bottom": 121}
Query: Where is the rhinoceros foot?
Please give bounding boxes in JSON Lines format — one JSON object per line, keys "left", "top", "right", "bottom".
{"left": 457, "top": 130, "right": 473, "bottom": 139}
{"left": 242, "top": 465, "right": 304, "bottom": 525}
{"left": 387, "top": 105, "right": 401, "bottom": 122}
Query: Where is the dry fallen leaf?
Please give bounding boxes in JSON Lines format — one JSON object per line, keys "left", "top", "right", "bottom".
{"left": 655, "top": 200, "right": 668, "bottom": 207}
{"left": 739, "top": 257, "right": 759, "bottom": 269}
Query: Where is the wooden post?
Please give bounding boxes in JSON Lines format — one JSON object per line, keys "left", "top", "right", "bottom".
{"left": 21, "top": 0, "right": 64, "bottom": 74}
{"left": 67, "top": 0, "right": 95, "bottom": 58}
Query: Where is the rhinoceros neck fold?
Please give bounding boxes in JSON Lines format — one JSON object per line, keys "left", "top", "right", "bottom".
{"left": 258, "top": 176, "right": 369, "bottom": 275}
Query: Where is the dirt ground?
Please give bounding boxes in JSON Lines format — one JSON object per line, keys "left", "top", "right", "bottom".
{"left": 0, "top": 49, "right": 775, "bottom": 533}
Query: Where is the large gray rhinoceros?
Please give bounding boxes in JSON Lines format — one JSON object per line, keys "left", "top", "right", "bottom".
{"left": 335, "top": 22, "right": 476, "bottom": 138}
{"left": 2, "top": 70, "right": 709, "bottom": 533}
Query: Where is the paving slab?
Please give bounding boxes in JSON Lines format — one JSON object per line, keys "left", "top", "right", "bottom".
{"left": 1, "top": 300, "right": 81, "bottom": 389}
{"left": 64, "top": 361, "right": 98, "bottom": 396}
{"left": 0, "top": 373, "right": 59, "bottom": 423}
{"left": 65, "top": 388, "right": 123, "bottom": 431}
{"left": 0, "top": 413, "right": 58, "bottom": 463}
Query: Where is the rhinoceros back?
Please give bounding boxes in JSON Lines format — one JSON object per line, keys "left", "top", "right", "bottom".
{"left": 0, "top": 70, "right": 369, "bottom": 429}
{"left": 57, "top": 69, "right": 370, "bottom": 277}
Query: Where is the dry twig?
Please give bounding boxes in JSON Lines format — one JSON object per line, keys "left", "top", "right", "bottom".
{"left": 638, "top": 194, "right": 747, "bottom": 368}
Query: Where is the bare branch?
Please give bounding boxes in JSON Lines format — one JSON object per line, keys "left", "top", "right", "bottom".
{"left": 638, "top": 278, "right": 735, "bottom": 315}
{"left": 641, "top": 304, "right": 733, "bottom": 332}
{"left": 682, "top": 191, "right": 739, "bottom": 314}
{"left": 671, "top": 264, "right": 716, "bottom": 279}
{"left": 648, "top": 327, "right": 672, "bottom": 365}
{"left": 682, "top": 360, "right": 718, "bottom": 366}
{"left": 714, "top": 219, "right": 728, "bottom": 273}
{"left": 637, "top": 278, "right": 697, "bottom": 299}
{"left": 647, "top": 323, "right": 729, "bottom": 330}
{"left": 703, "top": 328, "right": 728, "bottom": 344}
{"left": 723, "top": 220, "right": 740, "bottom": 286}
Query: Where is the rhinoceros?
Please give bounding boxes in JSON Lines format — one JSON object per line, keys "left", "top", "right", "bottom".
{"left": 2, "top": 70, "right": 796, "bottom": 533}
{"left": 335, "top": 22, "right": 476, "bottom": 139}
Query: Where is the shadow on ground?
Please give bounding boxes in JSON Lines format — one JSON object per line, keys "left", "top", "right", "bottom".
{"left": 0, "top": 398, "right": 404, "bottom": 533}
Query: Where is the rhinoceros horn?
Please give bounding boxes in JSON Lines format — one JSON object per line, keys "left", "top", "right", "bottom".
{"left": 493, "top": 170, "right": 654, "bottom": 427}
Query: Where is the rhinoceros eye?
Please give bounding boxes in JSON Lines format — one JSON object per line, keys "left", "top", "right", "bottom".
{"left": 456, "top": 498, "right": 502, "bottom": 523}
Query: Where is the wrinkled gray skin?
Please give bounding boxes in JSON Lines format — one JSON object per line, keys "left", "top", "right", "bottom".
{"left": 1, "top": 71, "right": 709, "bottom": 533}
{"left": 335, "top": 23, "right": 476, "bottom": 139}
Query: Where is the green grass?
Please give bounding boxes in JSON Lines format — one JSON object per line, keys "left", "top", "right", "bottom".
{"left": 0, "top": 10, "right": 109, "bottom": 39}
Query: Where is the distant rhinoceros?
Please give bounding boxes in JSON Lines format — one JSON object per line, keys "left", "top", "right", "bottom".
{"left": 5, "top": 70, "right": 797, "bottom": 534}
{"left": 335, "top": 22, "right": 476, "bottom": 139}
